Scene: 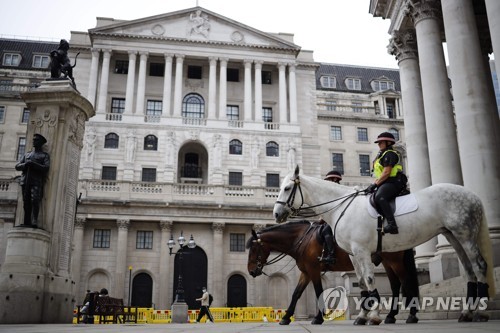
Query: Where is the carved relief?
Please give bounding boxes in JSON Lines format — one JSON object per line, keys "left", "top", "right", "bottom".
{"left": 74, "top": 217, "right": 86, "bottom": 229}
{"left": 388, "top": 29, "right": 419, "bottom": 62}
{"left": 188, "top": 10, "right": 210, "bottom": 38}
{"left": 252, "top": 223, "right": 267, "bottom": 233}
{"left": 212, "top": 222, "right": 225, "bottom": 233}
{"left": 407, "top": 0, "right": 442, "bottom": 25}
{"left": 35, "top": 110, "right": 57, "bottom": 129}
{"left": 160, "top": 219, "right": 173, "bottom": 231}
{"left": 151, "top": 24, "right": 165, "bottom": 36}
{"left": 117, "top": 219, "right": 131, "bottom": 230}
{"left": 231, "top": 31, "right": 244, "bottom": 43}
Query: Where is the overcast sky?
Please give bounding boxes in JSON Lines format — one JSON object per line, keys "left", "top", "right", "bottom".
{"left": 0, "top": 0, "right": 399, "bottom": 68}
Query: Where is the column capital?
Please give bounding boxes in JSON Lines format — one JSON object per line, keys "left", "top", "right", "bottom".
{"left": 388, "top": 29, "right": 419, "bottom": 62}
{"left": 254, "top": 60, "right": 264, "bottom": 68}
{"left": 212, "top": 222, "right": 225, "bottom": 234}
{"left": 288, "top": 63, "right": 296, "bottom": 72}
{"left": 164, "top": 53, "right": 175, "bottom": 60}
{"left": 159, "top": 219, "right": 173, "bottom": 231}
{"left": 277, "top": 62, "right": 287, "bottom": 70}
{"left": 101, "top": 49, "right": 112, "bottom": 57}
{"left": 407, "top": 0, "right": 442, "bottom": 25}
{"left": 209, "top": 57, "right": 218, "bottom": 65}
{"left": 139, "top": 51, "right": 149, "bottom": 58}
{"left": 128, "top": 50, "right": 137, "bottom": 56}
{"left": 117, "top": 219, "right": 130, "bottom": 230}
{"left": 175, "top": 54, "right": 185, "bottom": 62}
{"left": 219, "top": 57, "right": 228, "bottom": 64}
{"left": 91, "top": 48, "right": 100, "bottom": 56}
{"left": 252, "top": 223, "right": 267, "bottom": 233}
{"left": 244, "top": 59, "right": 253, "bottom": 67}
{"left": 74, "top": 216, "right": 86, "bottom": 229}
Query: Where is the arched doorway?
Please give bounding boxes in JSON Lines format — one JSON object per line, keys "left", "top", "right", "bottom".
{"left": 131, "top": 273, "right": 153, "bottom": 307}
{"left": 173, "top": 246, "right": 208, "bottom": 309}
{"left": 227, "top": 274, "right": 247, "bottom": 307}
{"left": 178, "top": 142, "right": 208, "bottom": 184}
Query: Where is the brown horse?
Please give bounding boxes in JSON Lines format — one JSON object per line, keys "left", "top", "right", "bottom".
{"left": 247, "top": 220, "right": 419, "bottom": 325}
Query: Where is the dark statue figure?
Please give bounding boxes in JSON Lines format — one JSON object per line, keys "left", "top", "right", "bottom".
{"left": 49, "top": 39, "right": 79, "bottom": 88}
{"left": 15, "top": 134, "right": 50, "bottom": 228}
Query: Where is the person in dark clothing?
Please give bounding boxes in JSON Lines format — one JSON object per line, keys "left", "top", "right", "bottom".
{"left": 195, "top": 287, "right": 214, "bottom": 323}
{"left": 365, "top": 132, "right": 407, "bottom": 234}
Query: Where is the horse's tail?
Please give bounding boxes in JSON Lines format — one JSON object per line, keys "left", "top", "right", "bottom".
{"left": 72, "top": 52, "right": 80, "bottom": 68}
{"left": 403, "top": 248, "right": 420, "bottom": 299}
{"left": 478, "top": 206, "right": 496, "bottom": 295}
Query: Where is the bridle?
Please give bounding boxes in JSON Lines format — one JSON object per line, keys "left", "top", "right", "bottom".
{"left": 250, "top": 233, "right": 289, "bottom": 276}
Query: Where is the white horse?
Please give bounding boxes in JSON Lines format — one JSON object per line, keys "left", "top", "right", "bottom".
{"left": 273, "top": 166, "right": 495, "bottom": 324}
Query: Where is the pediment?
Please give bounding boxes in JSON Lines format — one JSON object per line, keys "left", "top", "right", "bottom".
{"left": 89, "top": 7, "right": 299, "bottom": 51}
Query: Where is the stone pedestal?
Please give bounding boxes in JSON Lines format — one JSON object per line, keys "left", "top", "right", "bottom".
{"left": 0, "top": 79, "right": 94, "bottom": 323}
{"left": 171, "top": 301, "right": 189, "bottom": 323}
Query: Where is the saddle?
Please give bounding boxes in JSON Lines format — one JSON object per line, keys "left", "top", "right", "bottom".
{"left": 366, "top": 189, "right": 417, "bottom": 219}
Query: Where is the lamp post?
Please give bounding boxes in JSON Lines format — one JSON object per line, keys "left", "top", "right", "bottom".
{"left": 168, "top": 232, "right": 196, "bottom": 303}
{"left": 128, "top": 266, "right": 132, "bottom": 306}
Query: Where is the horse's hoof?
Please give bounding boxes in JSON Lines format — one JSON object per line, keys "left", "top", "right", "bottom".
{"left": 458, "top": 313, "right": 473, "bottom": 322}
{"left": 472, "top": 312, "right": 489, "bottom": 322}
{"left": 311, "top": 318, "right": 324, "bottom": 325}
{"left": 279, "top": 318, "right": 291, "bottom": 325}
{"left": 384, "top": 316, "right": 396, "bottom": 324}
{"left": 353, "top": 317, "right": 367, "bottom": 325}
{"left": 406, "top": 314, "right": 419, "bottom": 324}
{"left": 368, "top": 317, "right": 382, "bottom": 325}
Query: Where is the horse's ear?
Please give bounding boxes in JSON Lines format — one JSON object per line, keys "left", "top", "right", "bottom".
{"left": 294, "top": 165, "right": 300, "bottom": 177}
{"left": 251, "top": 229, "right": 258, "bottom": 239}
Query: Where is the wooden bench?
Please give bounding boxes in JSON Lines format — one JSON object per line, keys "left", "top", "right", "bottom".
{"left": 76, "top": 292, "right": 138, "bottom": 324}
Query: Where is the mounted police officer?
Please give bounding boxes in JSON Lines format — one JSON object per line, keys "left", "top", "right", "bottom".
{"left": 365, "top": 132, "right": 407, "bottom": 234}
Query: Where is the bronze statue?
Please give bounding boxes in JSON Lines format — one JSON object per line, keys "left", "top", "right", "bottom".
{"left": 49, "top": 39, "right": 79, "bottom": 88}
{"left": 15, "top": 134, "right": 50, "bottom": 228}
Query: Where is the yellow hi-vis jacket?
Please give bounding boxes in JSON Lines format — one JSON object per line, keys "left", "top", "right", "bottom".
{"left": 373, "top": 149, "right": 403, "bottom": 179}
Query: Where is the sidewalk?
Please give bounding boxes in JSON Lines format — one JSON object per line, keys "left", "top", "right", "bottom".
{"left": 0, "top": 320, "right": 498, "bottom": 333}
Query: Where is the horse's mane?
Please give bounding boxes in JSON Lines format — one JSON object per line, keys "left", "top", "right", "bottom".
{"left": 245, "top": 220, "right": 316, "bottom": 249}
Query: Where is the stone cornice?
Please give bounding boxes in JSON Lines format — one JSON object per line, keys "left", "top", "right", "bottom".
{"left": 318, "top": 113, "right": 404, "bottom": 125}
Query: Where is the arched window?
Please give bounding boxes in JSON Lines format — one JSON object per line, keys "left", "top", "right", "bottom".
{"left": 182, "top": 93, "right": 205, "bottom": 118}
{"left": 266, "top": 141, "right": 279, "bottom": 157}
{"left": 144, "top": 135, "right": 158, "bottom": 151}
{"left": 388, "top": 128, "right": 400, "bottom": 142}
{"left": 229, "top": 139, "right": 242, "bottom": 155}
{"left": 104, "top": 133, "right": 119, "bottom": 148}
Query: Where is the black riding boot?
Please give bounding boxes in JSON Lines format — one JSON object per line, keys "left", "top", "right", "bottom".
{"left": 383, "top": 218, "right": 398, "bottom": 234}
{"left": 378, "top": 197, "right": 398, "bottom": 234}
{"left": 319, "top": 226, "right": 336, "bottom": 264}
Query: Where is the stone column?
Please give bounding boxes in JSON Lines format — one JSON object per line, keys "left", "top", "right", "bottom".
{"left": 218, "top": 58, "right": 228, "bottom": 120}
{"left": 212, "top": 223, "right": 225, "bottom": 307}
{"left": 162, "top": 54, "right": 174, "bottom": 117}
{"left": 486, "top": 0, "right": 500, "bottom": 81}
{"left": 115, "top": 219, "right": 130, "bottom": 300}
{"left": 135, "top": 52, "right": 148, "bottom": 115}
{"left": 71, "top": 217, "right": 86, "bottom": 304}
{"left": 173, "top": 54, "right": 184, "bottom": 118}
{"left": 254, "top": 61, "right": 263, "bottom": 122}
{"left": 0, "top": 80, "right": 94, "bottom": 323}
{"left": 208, "top": 57, "right": 218, "bottom": 119}
{"left": 388, "top": 29, "right": 436, "bottom": 265}
{"left": 288, "top": 64, "right": 298, "bottom": 123}
{"left": 96, "top": 49, "right": 112, "bottom": 114}
{"left": 244, "top": 60, "right": 253, "bottom": 121}
{"left": 124, "top": 51, "right": 137, "bottom": 114}
{"left": 158, "top": 220, "right": 173, "bottom": 309}
{"left": 442, "top": 0, "right": 500, "bottom": 244}
{"left": 278, "top": 62, "right": 288, "bottom": 123}
{"left": 87, "top": 48, "right": 100, "bottom": 107}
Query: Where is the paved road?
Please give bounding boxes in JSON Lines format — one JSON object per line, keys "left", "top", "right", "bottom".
{"left": 0, "top": 320, "right": 498, "bottom": 333}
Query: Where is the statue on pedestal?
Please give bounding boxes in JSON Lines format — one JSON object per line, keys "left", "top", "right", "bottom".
{"left": 49, "top": 39, "right": 79, "bottom": 88}
{"left": 15, "top": 134, "right": 50, "bottom": 228}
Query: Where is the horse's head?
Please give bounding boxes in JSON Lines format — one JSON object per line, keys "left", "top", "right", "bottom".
{"left": 273, "top": 165, "right": 302, "bottom": 223}
{"left": 246, "top": 229, "right": 271, "bottom": 278}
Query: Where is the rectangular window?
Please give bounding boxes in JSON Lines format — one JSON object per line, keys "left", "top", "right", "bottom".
{"left": 262, "top": 71, "right": 272, "bottom": 84}
{"left": 227, "top": 68, "right": 239, "bottom": 82}
{"left": 230, "top": 233, "right": 245, "bottom": 252}
{"left": 136, "top": 231, "right": 153, "bottom": 249}
{"left": 359, "top": 154, "right": 371, "bottom": 176}
{"left": 320, "top": 76, "right": 336, "bottom": 88}
{"left": 3, "top": 53, "right": 21, "bottom": 66}
{"left": 33, "top": 55, "right": 50, "bottom": 68}
{"left": 352, "top": 102, "right": 363, "bottom": 113}
{"left": 150, "top": 62, "right": 164, "bottom": 77}
{"left": 346, "top": 78, "right": 361, "bottom": 90}
{"left": 16, "top": 137, "right": 26, "bottom": 161}
{"left": 262, "top": 107, "right": 273, "bottom": 122}
{"left": 187, "top": 65, "right": 202, "bottom": 79}
{"left": 101, "top": 166, "right": 117, "bottom": 180}
{"left": 332, "top": 153, "right": 344, "bottom": 174}
{"left": 114, "top": 60, "right": 128, "bottom": 74}
{"left": 0, "top": 106, "right": 5, "bottom": 123}
{"left": 387, "top": 103, "right": 395, "bottom": 118}
{"left": 146, "top": 100, "right": 162, "bottom": 116}
{"left": 226, "top": 105, "right": 239, "bottom": 120}
{"left": 111, "top": 98, "right": 125, "bottom": 114}
{"left": 93, "top": 229, "right": 111, "bottom": 248}
{"left": 21, "top": 108, "right": 30, "bottom": 123}
{"left": 330, "top": 126, "right": 342, "bottom": 141}
{"left": 142, "top": 168, "right": 157, "bottom": 182}
{"left": 229, "top": 172, "right": 243, "bottom": 186}
{"left": 326, "top": 100, "right": 336, "bottom": 111}
{"left": 266, "top": 173, "right": 280, "bottom": 187}
{"left": 357, "top": 128, "right": 368, "bottom": 142}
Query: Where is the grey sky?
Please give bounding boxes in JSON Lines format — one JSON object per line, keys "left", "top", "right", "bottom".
{"left": 0, "top": 0, "right": 398, "bottom": 68}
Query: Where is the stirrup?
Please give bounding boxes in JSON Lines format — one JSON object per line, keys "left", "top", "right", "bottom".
{"left": 318, "top": 254, "right": 336, "bottom": 264}
{"left": 383, "top": 224, "right": 398, "bottom": 234}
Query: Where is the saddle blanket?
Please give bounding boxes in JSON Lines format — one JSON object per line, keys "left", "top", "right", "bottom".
{"left": 366, "top": 193, "right": 418, "bottom": 219}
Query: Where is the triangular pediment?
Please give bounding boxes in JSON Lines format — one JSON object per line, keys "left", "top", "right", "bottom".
{"left": 89, "top": 7, "right": 299, "bottom": 52}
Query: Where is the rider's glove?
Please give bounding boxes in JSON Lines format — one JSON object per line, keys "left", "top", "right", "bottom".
{"left": 365, "top": 183, "right": 377, "bottom": 194}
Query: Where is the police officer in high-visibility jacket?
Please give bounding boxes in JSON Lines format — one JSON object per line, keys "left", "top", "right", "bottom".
{"left": 365, "top": 132, "right": 407, "bottom": 234}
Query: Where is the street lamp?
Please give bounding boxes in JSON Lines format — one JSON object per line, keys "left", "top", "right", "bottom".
{"left": 168, "top": 232, "right": 196, "bottom": 303}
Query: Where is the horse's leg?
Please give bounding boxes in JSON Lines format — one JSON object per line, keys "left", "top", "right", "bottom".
{"left": 350, "top": 259, "right": 371, "bottom": 325}
{"left": 391, "top": 249, "right": 420, "bottom": 324}
{"left": 280, "top": 272, "right": 310, "bottom": 325}
{"left": 382, "top": 263, "right": 400, "bottom": 324}
{"left": 353, "top": 249, "right": 382, "bottom": 326}
{"left": 310, "top": 274, "right": 325, "bottom": 325}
